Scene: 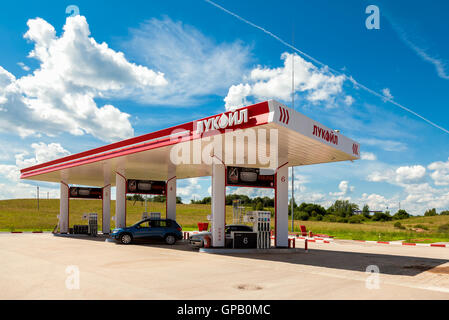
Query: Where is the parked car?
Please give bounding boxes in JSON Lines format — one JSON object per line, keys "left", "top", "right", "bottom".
{"left": 189, "top": 224, "right": 253, "bottom": 248}
{"left": 110, "top": 218, "right": 183, "bottom": 245}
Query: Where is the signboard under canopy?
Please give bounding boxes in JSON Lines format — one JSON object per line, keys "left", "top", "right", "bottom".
{"left": 126, "top": 179, "right": 167, "bottom": 195}
{"left": 226, "top": 166, "right": 275, "bottom": 188}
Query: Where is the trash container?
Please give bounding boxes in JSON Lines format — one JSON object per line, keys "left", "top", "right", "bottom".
{"left": 198, "top": 222, "right": 209, "bottom": 231}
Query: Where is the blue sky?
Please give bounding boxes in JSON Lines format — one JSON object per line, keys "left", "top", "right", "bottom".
{"left": 0, "top": 0, "right": 449, "bottom": 215}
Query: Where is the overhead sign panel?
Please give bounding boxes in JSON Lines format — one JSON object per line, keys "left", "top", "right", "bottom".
{"left": 126, "top": 179, "right": 166, "bottom": 195}
{"left": 69, "top": 187, "right": 103, "bottom": 199}
{"left": 226, "top": 166, "right": 275, "bottom": 188}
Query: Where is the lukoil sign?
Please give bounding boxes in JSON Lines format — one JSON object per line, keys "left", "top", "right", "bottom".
{"left": 195, "top": 109, "right": 248, "bottom": 134}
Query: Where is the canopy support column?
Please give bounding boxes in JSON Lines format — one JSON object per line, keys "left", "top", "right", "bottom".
{"left": 211, "top": 163, "right": 225, "bottom": 248}
{"left": 275, "top": 163, "right": 289, "bottom": 247}
{"left": 166, "top": 176, "right": 177, "bottom": 221}
{"left": 115, "top": 170, "right": 126, "bottom": 228}
{"left": 59, "top": 180, "right": 69, "bottom": 234}
{"left": 102, "top": 185, "right": 111, "bottom": 234}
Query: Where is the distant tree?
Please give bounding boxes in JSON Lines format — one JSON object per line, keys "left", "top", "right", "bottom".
{"left": 424, "top": 208, "right": 438, "bottom": 216}
{"left": 393, "top": 209, "right": 410, "bottom": 220}
{"left": 176, "top": 197, "right": 182, "bottom": 204}
{"left": 327, "top": 200, "right": 359, "bottom": 217}
{"left": 372, "top": 211, "right": 392, "bottom": 222}
{"left": 151, "top": 195, "right": 166, "bottom": 203}
{"left": 362, "top": 204, "right": 371, "bottom": 219}
{"left": 440, "top": 210, "right": 449, "bottom": 216}
{"left": 298, "top": 203, "right": 327, "bottom": 217}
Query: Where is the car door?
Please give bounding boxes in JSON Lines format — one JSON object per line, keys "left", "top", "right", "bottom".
{"left": 133, "top": 221, "right": 152, "bottom": 240}
{"left": 149, "top": 219, "right": 165, "bottom": 239}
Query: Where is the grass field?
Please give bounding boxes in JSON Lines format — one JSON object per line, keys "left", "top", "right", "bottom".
{"left": 1, "top": 199, "right": 449, "bottom": 243}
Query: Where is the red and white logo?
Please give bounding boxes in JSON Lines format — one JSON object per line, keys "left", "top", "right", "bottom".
{"left": 279, "top": 106, "right": 290, "bottom": 125}
{"left": 352, "top": 143, "right": 359, "bottom": 156}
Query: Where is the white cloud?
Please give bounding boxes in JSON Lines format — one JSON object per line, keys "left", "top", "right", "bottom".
{"left": 368, "top": 165, "right": 426, "bottom": 184}
{"left": 382, "top": 88, "right": 393, "bottom": 101}
{"left": 15, "top": 142, "right": 70, "bottom": 169}
{"left": 395, "top": 165, "right": 426, "bottom": 183}
{"left": 224, "top": 52, "right": 347, "bottom": 110}
{"left": 361, "top": 152, "right": 377, "bottom": 161}
{"left": 344, "top": 95, "right": 355, "bottom": 106}
{"left": 0, "top": 142, "right": 71, "bottom": 199}
{"left": 360, "top": 193, "right": 393, "bottom": 211}
{"left": 0, "top": 16, "right": 168, "bottom": 142}
{"left": 428, "top": 158, "right": 449, "bottom": 186}
{"left": 358, "top": 138, "right": 407, "bottom": 152}
{"left": 125, "top": 16, "right": 251, "bottom": 106}
{"left": 17, "top": 62, "right": 30, "bottom": 72}
{"left": 329, "top": 180, "right": 354, "bottom": 198}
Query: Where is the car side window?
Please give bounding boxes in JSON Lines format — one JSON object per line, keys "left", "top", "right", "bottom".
{"left": 159, "top": 220, "right": 167, "bottom": 227}
{"left": 138, "top": 221, "right": 150, "bottom": 228}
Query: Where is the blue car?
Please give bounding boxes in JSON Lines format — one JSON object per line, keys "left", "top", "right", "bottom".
{"left": 110, "top": 218, "right": 183, "bottom": 245}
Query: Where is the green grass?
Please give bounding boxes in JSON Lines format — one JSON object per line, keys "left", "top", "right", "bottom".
{"left": 1, "top": 199, "right": 449, "bottom": 243}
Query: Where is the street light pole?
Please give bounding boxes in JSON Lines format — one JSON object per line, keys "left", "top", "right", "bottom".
{"left": 290, "top": 26, "right": 295, "bottom": 233}
{"left": 37, "top": 186, "right": 39, "bottom": 211}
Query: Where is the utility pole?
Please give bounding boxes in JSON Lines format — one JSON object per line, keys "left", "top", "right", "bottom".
{"left": 37, "top": 186, "right": 39, "bottom": 211}
{"left": 290, "top": 24, "right": 295, "bottom": 233}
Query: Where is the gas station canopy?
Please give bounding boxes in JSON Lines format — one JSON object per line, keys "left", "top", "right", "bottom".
{"left": 20, "top": 100, "right": 360, "bottom": 186}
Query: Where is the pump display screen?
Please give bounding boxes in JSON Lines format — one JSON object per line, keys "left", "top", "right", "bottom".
{"left": 126, "top": 179, "right": 166, "bottom": 195}
{"left": 226, "top": 166, "right": 275, "bottom": 188}
{"left": 69, "top": 187, "right": 103, "bottom": 199}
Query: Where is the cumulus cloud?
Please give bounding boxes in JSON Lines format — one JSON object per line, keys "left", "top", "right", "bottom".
{"left": 0, "top": 15, "right": 168, "bottom": 142}
{"left": 329, "top": 180, "right": 354, "bottom": 198}
{"left": 360, "top": 193, "right": 393, "bottom": 211}
{"left": 428, "top": 158, "right": 449, "bottom": 186}
{"left": 361, "top": 152, "right": 377, "bottom": 161}
{"left": 364, "top": 160, "right": 449, "bottom": 214}
{"left": 368, "top": 165, "right": 426, "bottom": 184}
{"left": 125, "top": 16, "right": 251, "bottom": 106}
{"left": 0, "top": 142, "right": 70, "bottom": 199}
{"left": 224, "top": 53, "right": 348, "bottom": 110}
{"left": 15, "top": 142, "right": 70, "bottom": 169}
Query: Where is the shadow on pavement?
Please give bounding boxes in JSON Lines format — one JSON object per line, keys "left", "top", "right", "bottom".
{"left": 52, "top": 233, "right": 448, "bottom": 276}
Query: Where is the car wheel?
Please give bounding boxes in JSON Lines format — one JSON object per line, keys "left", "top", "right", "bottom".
{"left": 120, "top": 233, "right": 132, "bottom": 245}
{"left": 165, "top": 234, "right": 176, "bottom": 245}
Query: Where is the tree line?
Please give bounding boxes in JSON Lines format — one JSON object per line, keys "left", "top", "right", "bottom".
{"left": 191, "top": 194, "right": 449, "bottom": 224}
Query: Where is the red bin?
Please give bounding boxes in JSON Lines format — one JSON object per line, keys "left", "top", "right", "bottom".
{"left": 198, "top": 222, "right": 209, "bottom": 231}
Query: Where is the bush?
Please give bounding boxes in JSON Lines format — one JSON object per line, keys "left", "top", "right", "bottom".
{"left": 295, "top": 211, "right": 310, "bottom": 221}
{"left": 348, "top": 215, "right": 363, "bottom": 224}
{"left": 438, "top": 224, "right": 449, "bottom": 233}
{"left": 393, "top": 209, "right": 410, "bottom": 220}
{"left": 372, "top": 212, "right": 392, "bottom": 222}
{"left": 337, "top": 217, "right": 348, "bottom": 223}
{"left": 413, "top": 224, "right": 429, "bottom": 230}
{"left": 394, "top": 222, "right": 406, "bottom": 229}
{"left": 308, "top": 215, "right": 323, "bottom": 221}
{"left": 322, "top": 214, "right": 337, "bottom": 222}
{"left": 440, "top": 211, "right": 449, "bottom": 216}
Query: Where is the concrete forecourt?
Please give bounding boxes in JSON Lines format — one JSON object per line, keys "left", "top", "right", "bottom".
{"left": 1, "top": 233, "right": 449, "bottom": 300}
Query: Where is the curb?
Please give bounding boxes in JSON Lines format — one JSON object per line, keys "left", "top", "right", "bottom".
{"left": 347, "top": 239, "right": 449, "bottom": 248}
